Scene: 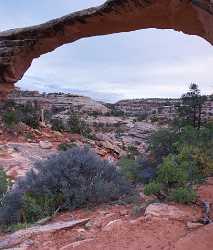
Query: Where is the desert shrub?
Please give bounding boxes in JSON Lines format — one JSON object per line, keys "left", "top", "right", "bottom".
{"left": 157, "top": 155, "right": 188, "bottom": 188}
{"left": 118, "top": 157, "right": 140, "bottom": 182}
{"left": 110, "top": 109, "right": 125, "bottom": 117}
{"left": 144, "top": 182, "right": 161, "bottom": 196}
{"left": 67, "top": 113, "right": 94, "bottom": 138}
{"left": 0, "top": 169, "right": 9, "bottom": 200}
{"left": 3, "top": 223, "right": 28, "bottom": 233}
{"left": 22, "top": 192, "right": 63, "bottom": 223}
{"left": 2, "top": 102, "right": 40, "bottom": 129}
{"left": 135, "top": 157, "right": 156, "bottom": 184}
{"left": 67, "top": 113, "right": 82, "bottom": 134}
{"left": 0, "top": 147, "right": 131, "bottom": 226}
{"left": 2, "top": 111, "right": 17, "bottom": 127}
{"left": 169, "top": 187, "right": 196, "bottom": 204}
{"left": 190, "top": 147, "right": 213, "bottom": 176}
{"left": 143, "top": 153, "right": 200, "bottom": 203}
{"left": 58, "top": 142, "right": 77, "bottom": 151}
{"left": 150, "top": 116, "right": 159, "bottom": 123}
{"left": 118, "top": 156, "right": 156, "bottom": 184}
{"left": 51, "top": 119, "right": 65, "bottom": 132}
{"left": 136, "top": 113, "right": 148, "bottom": 121}
{"left": 149, "top": 125, "right": 213, "bottom": 168}
{"left": 149, "top": 128, "right": 177, "bottom": 163}
{"left": 17, "top": 102, "right": 40, "bottom": 129}
{"left": 173, "top": 126, "right": 213, "bottom": 176}
{"left": 143, "top": 125, "right": 213, "bottom": 203}
{"left": 127, "top": 145, "right": 139, "bottom": 158}
{"left": 2, "top": 100, "right": 16, "bottom": 109}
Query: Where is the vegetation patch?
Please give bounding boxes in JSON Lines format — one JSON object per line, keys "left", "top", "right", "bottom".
{"left": 0, "top": 147, "right": 131, "bottom": 228}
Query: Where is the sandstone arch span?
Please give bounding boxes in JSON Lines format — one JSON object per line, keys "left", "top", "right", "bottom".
{"left": 0, "top": 0, "right": 213, "bottom": 98}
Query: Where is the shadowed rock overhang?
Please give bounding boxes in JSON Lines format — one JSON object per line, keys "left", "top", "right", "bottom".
{"left": 0, "top": 0, "right": 213, "bottom": 97}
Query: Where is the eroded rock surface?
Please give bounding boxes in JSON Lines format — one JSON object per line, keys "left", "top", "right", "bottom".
{"left": 0, "top": 143, "right": 57, "bottom": 179}
{"left": 0, "top": 179, "right": 212, "bottom": 250}
{"left": 0, "top": 0, "right": 213, "bottom": 97}
{"left": 0, "top": 200, "right": 210, "bottom": 250}
{"left": 8, "top": 90, "right": 109, "bottom": 114}
{"left": 0, "top": 219, "right": 90, "bottom": 250}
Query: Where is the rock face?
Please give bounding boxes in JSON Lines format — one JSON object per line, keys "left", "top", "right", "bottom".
{"left": 113, "top": 97, "right": 213, "bottom": 123}
{"left": 0, "top": 143, "right": 57, "bottom": 179}
{"left": 8, "top": 89, "right": 109, "bottom": 114}
{"left": 0, "top": 0, "right": 213, "bottom": 96}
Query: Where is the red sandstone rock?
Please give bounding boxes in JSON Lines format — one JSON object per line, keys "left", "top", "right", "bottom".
{"left": 173, "top": 224, "right": 213, "bottom": 250}
{"left": 144, "top": 203, "right": 202, "bottom": 222}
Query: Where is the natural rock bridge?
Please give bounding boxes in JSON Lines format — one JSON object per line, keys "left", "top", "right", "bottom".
{"left": 0, "top": 0, "right": 213, "bottom": 98}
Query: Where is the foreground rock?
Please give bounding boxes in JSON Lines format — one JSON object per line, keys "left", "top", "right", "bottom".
{"left": 144, "top": 203, "right": 202, "bottom": 222}
{"left": 173, "top": 223, "right": 213, "bottom": 250}
{"left": 39, "top": 141, "right": 53, "bottom": 149}
{"left": 0, "top": 192, "right": 212, "bottom": 250}
{"left": 0, "top": 219, "right": 90, "bottom": 250}
{"left": 197, "top": 177, "right": 213, "bottom": 221}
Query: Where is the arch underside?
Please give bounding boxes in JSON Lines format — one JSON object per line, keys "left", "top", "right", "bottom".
{"left": 0, "top": 0, "right": 213, "bottom": 97}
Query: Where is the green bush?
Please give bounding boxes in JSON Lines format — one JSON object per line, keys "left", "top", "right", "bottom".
{"left": 18, "top": 103, "right": 40, "bottom": 129}
{"left": 67, "top": 113, "right": 94, "bottom": 138}
{"left": 118, "top": 157, "right": 140, "bottom": 182}
{"left": 58, "top": 143, "right": 77, "bottom": 151}
{"left": 157, "top": 155, "right": 188, "bottom": 188}
{"left": 0, "top": 169, "right": 9, "bottom": 200}
{"left": 118, "top": 156, "right": 156, "bottom": 184}
{"left": 149, "top": 128, "right": 177, "bottom": 163}
{"left": 143, "top": 152, "right": 201, "bottom": 203}
{"left": 22, "top": 193, "right": 63, "bottom": 223}
{"left": 169, "top": 187, "right": 196, "bottom": 204}
{"left": 51, "top": 119, "right": 65, "bottom": 132}
{"left": 150, "top": 116, "right": 159, "bottom": 123}
{"left": 127, "top": 145, "right": 139, "bottom": 158}
{"left": 3, "top": 111, "right": 17, "bottom": 127}
{"left": 0, "top": 147, "right": 131, "bottom": 226}
{"left": 2, "top": 102, "right": 40, "bottom": 129}
{"left": 136, "top": 113, "right": 148, "bottom": 121}
{"left": 144, "top": 182, "right": 161, "bottom": 196}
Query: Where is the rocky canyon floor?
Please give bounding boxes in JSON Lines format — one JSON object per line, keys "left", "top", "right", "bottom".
{"left": 0, "top": 126, "right": 212, "bottom": 250}
{"left": 0, "top": 92, "right": 212, "bottom": 250}
{"left": 0, "top": 178, "right": 212, "bottom": 250}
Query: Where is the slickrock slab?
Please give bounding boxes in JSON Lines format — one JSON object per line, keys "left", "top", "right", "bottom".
{"left": 0, "top": 143, "right": 56, "bottom": 179}
{"left": 0, "top": 218, "right": 90, "bottom": 250}
{"left": 173, "top": 223, "right": 213, "bottom": 250}
{"left": 145, "top": 203, "right": 202, "bottom": 222}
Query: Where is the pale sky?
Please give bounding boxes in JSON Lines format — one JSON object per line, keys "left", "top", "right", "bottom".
{"left": 1, "top": 0, "right": 213, "bottom": 102}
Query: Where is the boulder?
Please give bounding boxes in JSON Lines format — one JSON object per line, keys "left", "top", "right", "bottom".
{"left": 186, "top": 222, "right": 204, "bottom": 230}
{"left": 145, "top": 203, "right": 202, "bottom": 222}
{"left": 39, "top": 141, "right": 53, "bottom": 149}
{"left": 102, "top": 219, "right": 123, "bottom": 232}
